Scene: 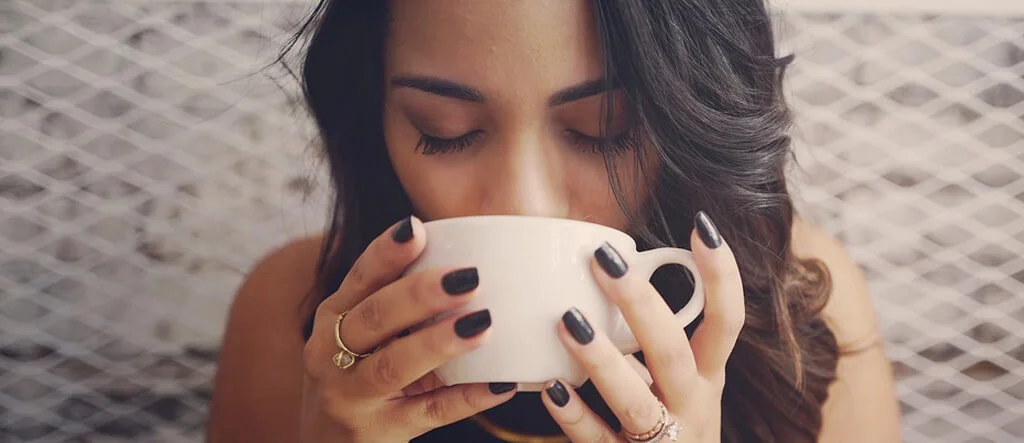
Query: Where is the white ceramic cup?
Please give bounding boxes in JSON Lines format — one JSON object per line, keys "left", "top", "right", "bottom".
{"left": 405, "top": 215, "right": 705, "bottom": 392}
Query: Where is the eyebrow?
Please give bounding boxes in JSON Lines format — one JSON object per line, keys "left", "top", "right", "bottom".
{"left": 389, "top": 75, "right": 615, "bottom": 107}
{"left": 548, "top": 78, "right": 614, "bottom": 106}
{"left": 390, "top": 76, "right": 485, "bottom": 103}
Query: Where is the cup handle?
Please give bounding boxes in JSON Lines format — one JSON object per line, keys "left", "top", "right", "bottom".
{"left": 610, "top": 247, "right": 706, "bottom": 354}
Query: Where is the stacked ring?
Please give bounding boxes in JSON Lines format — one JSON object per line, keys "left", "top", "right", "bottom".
{"left": 623, "top": 402, "right": 681, "bottom": 442}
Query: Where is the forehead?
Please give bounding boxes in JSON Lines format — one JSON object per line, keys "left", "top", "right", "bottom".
{"left": 385, "top": 0, "right": 605, "bottom": 97}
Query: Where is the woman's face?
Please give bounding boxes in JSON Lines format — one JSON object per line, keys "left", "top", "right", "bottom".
{"left": 383, "top": 0, "right": 646, "bottom": 231}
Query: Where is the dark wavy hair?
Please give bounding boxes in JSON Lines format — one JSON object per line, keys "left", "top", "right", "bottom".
{"left": 280, "top": 1, "right": 839, "bottom": 441}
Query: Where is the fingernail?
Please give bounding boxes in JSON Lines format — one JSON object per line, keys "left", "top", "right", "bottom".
{"left": 562, "top": 307, "right": 594, "bottom": 345}
{"left": 594, "top": 242, "right": 628, "bottom": 279}
{"left": 545, "top": 380, "right": 569, "bottom": 407}
{"left": 488, "top": 382, "right": 517, "bottom": 395}
{"left": 392, "top": 216, "right": 414, "bottom": 243}
{"left": 442, "top": 267, "right": 478, "bottom": 295}
{"left": 454, "top": 309, "right": 491, "bottom": 338}
{"left": 695, "top": 211, "right": 722, "bottom": 249}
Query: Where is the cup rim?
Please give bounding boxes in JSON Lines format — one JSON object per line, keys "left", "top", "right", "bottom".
{"left": 421, "top": 215, "right": 635, "bottom": 243}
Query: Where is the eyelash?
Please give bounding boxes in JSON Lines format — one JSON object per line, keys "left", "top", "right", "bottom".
{"left": 565, "top": 129, "right": 639, "bottom": 156}
{"left": 415, "top": 128, "right": 639, "bottom": 156}
{"left": 416, "top": 130, "right": 484, "bottom": 155}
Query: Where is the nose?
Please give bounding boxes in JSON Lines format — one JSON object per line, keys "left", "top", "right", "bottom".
{"left": 478, "top": 136, "right": 567, "bottom": 218}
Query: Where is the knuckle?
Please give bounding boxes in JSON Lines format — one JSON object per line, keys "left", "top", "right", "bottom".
{"left": 411, "top": 272, "right": 440, "bottom": 308}
{"left": 346, "top": 262, "right": 368, "bottom": 290}
{"left": 368, "top": 352, "right": 402, "bottom": 389}
{"left": 381, "top": 245, "right": 412, "bottom": 272}
{"left": 420, "top": 335, "right": 445, "bottom": 358}
{"left": 594, "top": 432, "right": 617, "bottom": 443}
{"left": 355, "top": 297, "right": 384, "bottom": 333}
{"left": 622, "top": 400, "right": 659, "bottom": 430}
{"left": 461, "top": 385, "right": 485, "bottom": 411}
{"left": 423, "top": 396, "right": 448, "bottom": 424}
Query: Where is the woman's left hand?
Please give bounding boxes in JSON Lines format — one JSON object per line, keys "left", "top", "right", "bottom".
{"left": 542, "top": 211, "right": 743, "bottom": 443}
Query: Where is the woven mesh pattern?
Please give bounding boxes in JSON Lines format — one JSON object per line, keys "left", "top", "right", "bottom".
{"left": 1, "top": 2, "right": 1022, "bottom": 442}
{"left": 780, "top": 13, "right": 1024, "bottom": 442}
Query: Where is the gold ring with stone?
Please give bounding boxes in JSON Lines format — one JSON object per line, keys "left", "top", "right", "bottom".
{"left": 332, "top": 311, "right": 374, "bottom": 369}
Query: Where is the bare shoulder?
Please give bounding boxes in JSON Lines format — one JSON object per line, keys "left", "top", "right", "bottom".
{"left": 235, "top": 233, "right": 327, "bottom": 317}
{"left": 224, "top": 233, "right": 327, "bottom": 340}
{"left": 790, "top": 219, "right": 879, "bottom": 348}
{"left": 790, "top": 219, "right": 901, "bottom": 442}
{"left": 206, "top": 233, "right": 326, "bottom": 443}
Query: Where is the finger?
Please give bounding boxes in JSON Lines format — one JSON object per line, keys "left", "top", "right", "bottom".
{"left": 352, "top": 309, "right": 493, "bottom": 398}
{"left": 340, "top": 266, "right": 479, "bottom": 353}
{"left": 303, "top": 216, "right": 425, "bottom": 379}
{"left": 626, "top": 354, "right": 653, "bottom": 386}
{"left": 322, "top": 215, "right": 425, "bottom": 314}
{"left": 401, "top": 372, "right": 447, "bottom": 398}
{"left": 689, "top": 211, "right": 745, "bottom": 379}
{"left": 541, "top": 379, "right": 620, "bottom": 443}
{"left": 592, "top": 242, "right": 696, "bottom": 409}
{"left": 396, "top": 382, "right": 516, "bottom": 438}
{"left": 560, "top": 308, "right": 663, "bottom": 437}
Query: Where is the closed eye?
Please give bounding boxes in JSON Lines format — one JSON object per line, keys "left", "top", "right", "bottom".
{"left": 565, "top": 128, "right": 640, "bottom": 155}
{"left": 415, "top": 130, "right": 485, "bottom": 155}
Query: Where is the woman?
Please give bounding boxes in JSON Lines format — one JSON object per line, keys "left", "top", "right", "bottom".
{"left": 207, "top": 1, "right": 901, "bottom": 442}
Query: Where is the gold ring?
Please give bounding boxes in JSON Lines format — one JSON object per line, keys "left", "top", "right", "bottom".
{"left": 332, "top": 311, "right": 373, "bottom": 369}
{"left": 623, "top": 402, "right": 679, "bottom": 442}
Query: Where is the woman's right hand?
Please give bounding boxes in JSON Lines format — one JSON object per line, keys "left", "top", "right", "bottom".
{"left": 299, "top": 216, "right": 517, "bottom": 443}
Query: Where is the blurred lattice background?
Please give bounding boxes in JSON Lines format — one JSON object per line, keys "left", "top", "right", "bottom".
{"left": 0, "top": 1, "right": 1021, "bottom": 442}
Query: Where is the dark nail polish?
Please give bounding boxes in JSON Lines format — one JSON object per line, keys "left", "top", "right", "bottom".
{"left": 392, "top": 216, "right": 414, "bottom": 243}
{"left": 489, "top": 382, "right": 517, "bottom": 395}
{"left": 442, "top": 268, "right": 478, "bottom": 295}
{"left": 454, "top": 309, "right": 491, "bottom": 338}
{"left": 546, "top": 381, "right": 569, "bottom": 407}
{"left": 562, "top": 307, "right": 594, "bottom": 345}
{"left": 594, "top": 242, "right": 628, "bottom": 278}
{"left": 695, "top": 211, "right": 722, "bottom": 249}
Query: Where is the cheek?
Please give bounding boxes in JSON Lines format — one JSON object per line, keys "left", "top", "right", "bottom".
{"left": 566, "top": 153, "right": 647, "bottom": 231}
{"left": 383, "top": 108, "right": 474, "bottom": 218}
